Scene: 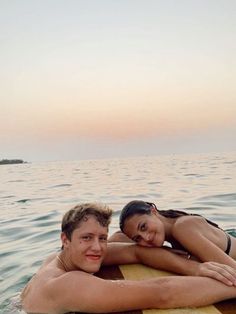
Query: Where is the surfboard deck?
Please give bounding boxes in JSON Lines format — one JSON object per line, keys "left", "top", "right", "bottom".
{"left": 91, "top": 264, "right": 236, "bottom": 314}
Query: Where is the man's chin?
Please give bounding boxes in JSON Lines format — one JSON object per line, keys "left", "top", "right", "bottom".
{"left": 84, "top": 262, "right": 102, "bottom": 274}
{"left": 87, "top": 267, "right": 101, "bottom": 274}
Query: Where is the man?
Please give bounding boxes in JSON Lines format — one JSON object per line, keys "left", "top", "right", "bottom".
{"left": 21, "top": 203, "right": 236, "bottom": 314}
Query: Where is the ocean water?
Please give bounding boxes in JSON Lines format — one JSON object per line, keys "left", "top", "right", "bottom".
{"left": 0, "top": 152, "right": 236, "bottom": 312}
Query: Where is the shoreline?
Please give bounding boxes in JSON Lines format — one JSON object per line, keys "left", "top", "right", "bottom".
{"left": 0, "top": 159, "right": 26, "bottom": 165}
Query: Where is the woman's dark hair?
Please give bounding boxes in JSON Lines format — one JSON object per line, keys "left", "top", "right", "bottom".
{"left": 119, "top": 200, "right": 152, "bottom": 231}
{"left": 119, "top": 200, "right": 219, "bottom": 231}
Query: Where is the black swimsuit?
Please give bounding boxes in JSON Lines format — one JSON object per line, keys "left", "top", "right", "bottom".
{"left": 225, "top": 232, "right": 232, "bottom": 255}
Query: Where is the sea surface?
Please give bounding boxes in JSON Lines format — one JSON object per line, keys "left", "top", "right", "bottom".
{"left": 0, "top": 152, "right": 236, "bottom": 313}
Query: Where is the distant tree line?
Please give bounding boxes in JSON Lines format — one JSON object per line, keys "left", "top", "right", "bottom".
{"left": 0, "top": 159, "right": 25, "bottom": 165}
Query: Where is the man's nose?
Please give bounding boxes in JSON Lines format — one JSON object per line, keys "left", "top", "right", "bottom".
{"left": 91, "top": 238, "right": 102, "bottom": 251}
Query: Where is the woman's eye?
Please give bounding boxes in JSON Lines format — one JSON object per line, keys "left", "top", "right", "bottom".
{"left": 140, "top": 223, "right": 146, "bottom": 231}
{"left": 134, "top": 235, "right": 142, "bottom": 243}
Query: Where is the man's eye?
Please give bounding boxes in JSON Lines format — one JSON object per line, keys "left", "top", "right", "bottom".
{"left": 100, "top": 236, "right": 107, "bottom": 242}
{"left": 82, "top": 235, "right": 92, "bottom": 240}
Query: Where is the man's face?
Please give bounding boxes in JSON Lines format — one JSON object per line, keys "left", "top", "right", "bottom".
{"left": 64, "top": 215, "right": 108, "bottom": 273}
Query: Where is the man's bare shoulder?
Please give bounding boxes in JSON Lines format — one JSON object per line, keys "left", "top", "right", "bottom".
{"left": 41, "top": 252, "right": 58, "bottom": 266}
{"left": 49, "top": 268, "right": 94, "bottom": 286}
{"left": 44, "top": 269, "right": 105, "bottom": 312}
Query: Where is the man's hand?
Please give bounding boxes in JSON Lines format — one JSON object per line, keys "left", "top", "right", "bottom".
{"left": 196, "top": 261, "right": 236, "bottom": 286}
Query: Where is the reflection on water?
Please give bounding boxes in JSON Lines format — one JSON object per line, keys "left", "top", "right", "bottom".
{"left": 0, "top": 152, "right": 236, "bottom": 312}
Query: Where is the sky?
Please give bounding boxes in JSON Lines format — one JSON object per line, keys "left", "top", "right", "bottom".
{"left": 0, "top": 0, "right": 236, "bottom": 162}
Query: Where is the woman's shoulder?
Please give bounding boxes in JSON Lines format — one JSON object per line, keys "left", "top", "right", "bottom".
{"left": 172, "top": 215, "right": 206, "bottom": 233}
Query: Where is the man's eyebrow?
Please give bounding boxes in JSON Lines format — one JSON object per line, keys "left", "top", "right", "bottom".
{"left": 80, "top": 232, "right": 94, "bottom": 235}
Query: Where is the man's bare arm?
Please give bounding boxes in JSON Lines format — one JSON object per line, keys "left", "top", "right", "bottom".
{"left": 49, "top": 271, "right": 236, "bottom": 313}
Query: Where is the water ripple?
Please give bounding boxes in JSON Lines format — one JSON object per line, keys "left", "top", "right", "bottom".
{"left": 0, "top": 152, "right": 236, "bottom": 312}
{"left": 48, "top": 183, "right": 72, "bottom": 188}
{"left": 197, "top": 193, "right": 236, "bottom": 207}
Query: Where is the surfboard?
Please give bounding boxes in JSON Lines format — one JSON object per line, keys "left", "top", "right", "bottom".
{"left": 93, "top": 264, "right": 236, "bottom": 314}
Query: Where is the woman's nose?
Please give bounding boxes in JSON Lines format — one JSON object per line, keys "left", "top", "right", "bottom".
{"left": 143, "top": 232, "right": 151, "bottom": 242}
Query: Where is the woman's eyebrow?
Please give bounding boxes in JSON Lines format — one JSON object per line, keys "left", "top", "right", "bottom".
{"left": 137, "top": 221, "right": 143, "bottom": 231}
{"left": 137, "top": 221, "right": 144, "bottom": 231}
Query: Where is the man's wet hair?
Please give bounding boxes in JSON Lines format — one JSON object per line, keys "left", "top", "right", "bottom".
{"left": 62, "top": 203, "right": 112, "bottom": 240}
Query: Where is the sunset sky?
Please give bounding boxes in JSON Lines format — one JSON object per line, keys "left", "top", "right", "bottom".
{"left": 1, "top": 0, "right": 236, "bottom": 161}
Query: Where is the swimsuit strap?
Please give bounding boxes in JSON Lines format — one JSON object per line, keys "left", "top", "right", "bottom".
{"left": 225, "top": 232, "right": 231, "bottom": 255}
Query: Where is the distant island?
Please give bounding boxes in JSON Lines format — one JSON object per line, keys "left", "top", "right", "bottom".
{"left": 0, "top": 159, "right": 26, "bottom": 165}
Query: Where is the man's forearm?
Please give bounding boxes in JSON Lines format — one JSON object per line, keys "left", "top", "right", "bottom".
{"left": 149, "top": 276, "right": 236, "bottom": 309}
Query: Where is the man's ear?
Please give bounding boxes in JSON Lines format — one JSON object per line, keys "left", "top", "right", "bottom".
{"left": 61, "top": 232, "right": 70, "bottom": 248}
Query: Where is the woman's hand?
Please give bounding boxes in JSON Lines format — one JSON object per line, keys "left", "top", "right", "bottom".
{"left": 196, "top": 261, "right": 236, "bottom": 286}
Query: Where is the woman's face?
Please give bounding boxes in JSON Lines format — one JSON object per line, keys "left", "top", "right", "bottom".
{"left": 122, "top": 212, "right": 165, "bottom": 247}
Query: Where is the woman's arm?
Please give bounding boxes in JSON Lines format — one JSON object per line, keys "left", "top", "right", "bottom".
{"left": 104, "top": 242, "right": 236, "bottom": 286}
{"left": 172, "top": 218, "right": 236, "bottom": 269}
{"left": 108, "top": 231, "right": 133, "bottom": 243}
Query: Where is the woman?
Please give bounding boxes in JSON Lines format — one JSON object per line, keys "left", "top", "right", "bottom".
{"left": 110, "top": 200, "right": 236, "bottom": 268}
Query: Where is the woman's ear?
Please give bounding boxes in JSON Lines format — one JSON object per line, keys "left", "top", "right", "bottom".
{"left": 150, "top": 205, "right": 158, "bottom": 215}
